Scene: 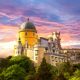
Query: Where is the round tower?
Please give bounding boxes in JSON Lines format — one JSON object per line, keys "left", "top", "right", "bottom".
{"left": 18, "top": 18, "right": 38, "bottom": 48}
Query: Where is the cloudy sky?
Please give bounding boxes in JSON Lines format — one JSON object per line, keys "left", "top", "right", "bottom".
{"left": 0, "top": 0, "right": 80, "bottom": 57}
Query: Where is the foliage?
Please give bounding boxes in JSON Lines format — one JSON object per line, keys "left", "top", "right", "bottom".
{"left": 69, "top": 69, "right": 80, "bottom": 80}
{"left": 47, "top": 64, "right": 58, "bottom": 79}
{"left": 57, "top": 62, "right": 73, "bottom": 75}
{"left": 6, "top": 56, "right": 12, "bottom": 59}
{"left": 37, "top": 58, "right": 53, "bottom": 80}
{"left": 0, "top": 64, "right": 26, "bottom": 80}
{"left": 55, "top": 73, "right": 67, "bottom": 80}
{"left": 0, "top": 56, "right": 80, "bottom": 80}
{"left": 69, "top": 77, "right": 80, "bottom": 80}
{"left": 9, "top": 56, "right": 35, "bottom": 73}
{"left": 64, "top": 72, "right": 70, "bottom": 80}
{"left": 72, "top": 63, "right": 80, "bottom": 72}
{"left": 0, "top": 58, "right": 9, "bottom": 73}
{"left": 25, "top": 74, "right": 36, "bottom": 80}
{"left": 0, "top": 56, "right": 36, "bottom": 80}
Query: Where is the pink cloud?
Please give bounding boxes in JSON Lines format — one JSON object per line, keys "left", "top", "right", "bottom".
{"left": 0, "top": 24, "right": 18, "bottom": 42}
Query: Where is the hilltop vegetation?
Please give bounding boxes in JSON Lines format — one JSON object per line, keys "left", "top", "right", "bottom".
{"left": 0, "top": 56, "right": 80, "bottom": 80}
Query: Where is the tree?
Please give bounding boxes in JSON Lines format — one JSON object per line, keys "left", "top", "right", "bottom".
{"left": 72, "top": 63, "right": 80, "bottom": 72}
{"left": 55, "top": 73, "right": 67, "bottom": 80}
{"left": 0, "top": 58, "right": 9, "bottom": 73}
{"left": 6, "top": 56, "right": 12, "bottom": 59}
{"left": 9, "top": 56, "right": 35, "bottom": 74}
{"left": 37, "top": 58, "right": 53, "bottom": 80}
{"left": 69, "top": 69, "right": 80, "bottom": 80}
{"left": 49, "top": 65, "right": 58, "bottom": 78}
{"left": 25, "top": 74, "right": 36, "bottom": 80}
{"left": 56, "top": 62, "right": 73, "bottom": 80}
{"left": 0, "top": 64, "right": 26, "bottom": 80}
{"left": 58, "top": 62, "right": 73, "bottom": 75}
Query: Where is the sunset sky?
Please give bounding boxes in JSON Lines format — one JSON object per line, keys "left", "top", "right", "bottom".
{"left": 0, "top": 0, "right": 80, "bottom": 57}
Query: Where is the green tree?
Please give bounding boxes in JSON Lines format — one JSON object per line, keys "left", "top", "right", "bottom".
{"left": 72, "top": 63, "right": 80, "bottom": 72}
{"left": 9, "top": 56, "right": 35, "bottom": 74}
{"left": 0, "top": 58, "right": 9, "bottom": 73}
{"left": 64, "top": 72, "right": 70, "bottom": 80}
{"left": 37, "top": 58, "right": 53, "bottom": 80}
{"left": 58, "top": 62, "right": 73, "bottom": 75}
{"left": 0, "top": 64, "right": 26, "bottom": 80}
{"left": 25, "top": 74, "right": 36, "bottom": 80}
{"left": 69, "top": 69, "right": 80, "bottom": 80}
{"left": 6, "top": 56, "right": 12, "bottom": 59}
{"left": 56, "top": 62, "right": 74, "bottom": 80}
{"left": 50, "top": 65, "right": 58, "bottom": 78}
{"left": 55, "top": 73, "right": 67, "bottom": 80}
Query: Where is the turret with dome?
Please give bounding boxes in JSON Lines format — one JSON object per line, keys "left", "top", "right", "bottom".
{"left": 18, "top": 18, "right": 38, "bottom": 47}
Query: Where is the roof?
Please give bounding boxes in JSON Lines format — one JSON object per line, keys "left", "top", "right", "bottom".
{"left": 20, "top": 19, "right": 37, "bottom": 32}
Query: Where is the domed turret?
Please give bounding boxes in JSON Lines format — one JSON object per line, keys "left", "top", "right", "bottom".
{"left": 18, "top": 18, "right": 38, "bottom": 47}
{"left": 20, "top": 18, "right": 37, "bottom": 32}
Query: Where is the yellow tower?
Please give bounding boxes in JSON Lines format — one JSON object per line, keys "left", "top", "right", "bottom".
{"left": 18, "top": 19, "right": 38, "bottom": 48}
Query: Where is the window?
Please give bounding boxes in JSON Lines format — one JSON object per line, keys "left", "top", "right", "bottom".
{"left": 53, "top": 49, "right": 55, "bottom": 52}
{"left": 55, "top": 57, "right": 57, "bottom": 59}
{"left": 35, "top": 57, "right": 38, "bottom": 60}
{"left": 25, "top": 32, "right": 27, "bottom": 35}
{"left": 51, "top": 56, "right": 54, "bottom": 58}
{"left": 35, "top": 50, "right": 38, "bottom": 56}
{"left": 35, "top": 53, "right": 38, "bottom": 56}
{"left": 56, "top": 61, "right": 57, "bottom": 62}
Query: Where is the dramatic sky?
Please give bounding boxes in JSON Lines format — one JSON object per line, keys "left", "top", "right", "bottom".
{"left": 0, "top": 0, "right": 80, "bottom": 57}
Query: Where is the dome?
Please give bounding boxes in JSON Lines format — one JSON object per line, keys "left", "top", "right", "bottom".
{"left": 20, "top": 19, "right": 37, "bottom": 32}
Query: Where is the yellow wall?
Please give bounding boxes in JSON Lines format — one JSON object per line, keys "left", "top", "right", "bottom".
{"left": 19, "top": 29, "right": 38, "bottom": 47}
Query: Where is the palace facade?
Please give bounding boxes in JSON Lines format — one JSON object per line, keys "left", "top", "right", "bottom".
{"left": 14, "top": 19, "right": 80, "bottom": 66}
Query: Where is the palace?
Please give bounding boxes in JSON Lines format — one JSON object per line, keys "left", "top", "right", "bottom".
{"left": 14, "top": 19, "right": 80, "bottom": 66}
